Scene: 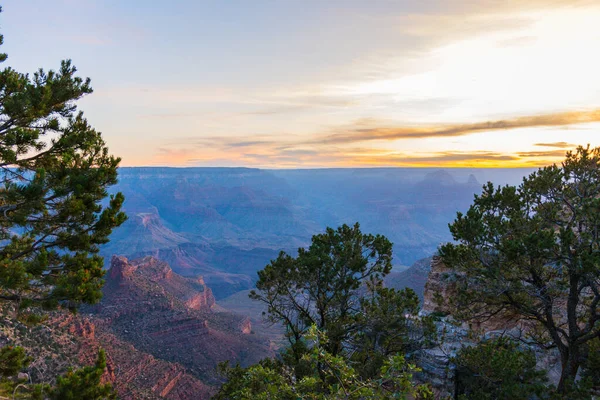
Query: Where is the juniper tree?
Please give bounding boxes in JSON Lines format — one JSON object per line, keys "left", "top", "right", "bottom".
{"left": 0, "top": 7, "right": 126, "bottom": 311}
{"left": 250, "top": 223, "right": 434, "bottom": 380}
{"left": 0, "top": 346, "right": 116, "bottom": 400}
{"left": 250, "top": 223, "right": 393, "bottom": 360}
{"left": 440, "top": 146, "right": 600, "bottom": 394}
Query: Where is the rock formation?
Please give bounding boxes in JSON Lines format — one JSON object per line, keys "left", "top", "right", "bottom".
{"left": 89, "top": 256, "right": 271, "bottom": 386}
{"left": 422, "top": 256, "right": 455, "bottom": 314}
{"left": 385, "top": 257, "right": 432, "bottom": 300}
{"left": 0, "top": 309, "right": 212, "bottom": 399}
{"left": 418, "top": 256, "right": 561, "bottom": 398}
{"left": 0, "top": 256, "right": 272, "bottom": 399}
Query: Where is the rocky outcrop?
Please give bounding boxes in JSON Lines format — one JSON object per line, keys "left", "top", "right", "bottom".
{"left": 65, "top": 316, "right": 96, "bottom": 340}
{"left": 110, "top": 255, "right": 138, "bottom": 280}
{"left": 467, "top": 174, "right": 480, "bottom": 187}
{"left": 92, "top": 256, "right": 272, "bottom": 385}
{"left": 239, "top": 317, "right": 252, "bottom": 334}
{"left": 101, "top": 256, "right": 216, "bottom": 316}
{"left": 185, "top": 292, "right": 215, "bottom": 310}
{"left": 0, "top": 308, "right": 213, "bottom": 400}
{"left": 386, "top": 257, "right": 432, "bottom": 301}
{"left": 422, "top": 256, "right": 456, "bottom": 314}
{"left": 418, "top": 257, "right": 561, "bottom": 398}
{"left": 2, "top": 256, "right": 271, "bottom": 398}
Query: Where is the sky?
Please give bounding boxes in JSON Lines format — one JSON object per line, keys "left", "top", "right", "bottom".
{"left": 2, "top": 0, "right": 600, "bottom": 168}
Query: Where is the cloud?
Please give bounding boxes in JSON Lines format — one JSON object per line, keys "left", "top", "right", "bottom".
{"left": 343, "top": 151, "right": 518, "bottom": 167}
{"left": 533, "top": 141, "right": 576, "bottom": 148}
{"left": 150, "top": 141, "right": 570, "bottom": 168}
{"left": 516, "top": 150, "right": 568, "bottom": 158}
{"left": 151, "top": 106, "right": 600, "bottom": 168}
{"left": 319, "top": 109, "right": 600, "bottom": 144}
{"left": 222, "top": 140, "right": 275, "bottom": 148}
{"left": 403, "top": 151, "right": 519, "bottom": 163}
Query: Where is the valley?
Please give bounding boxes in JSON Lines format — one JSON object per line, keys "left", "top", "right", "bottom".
{"left": 102, "top": 167, "right": 529, "bottom": 300}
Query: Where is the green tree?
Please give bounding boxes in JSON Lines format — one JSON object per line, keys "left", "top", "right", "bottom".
{"left": 49, "top": 349, "right": 116, "bottom": 400}
{"left": 0, "top": 347, "right": 115, "bottom": 400}
{"left": 439, "top": 146, "right": 600, "bottom": 394}
{"left": 454, "top": 337, "right": 548, "bottom": 400}
{"left": 351, "top": 286, "right": 435, "bottom": 379}
{"left": 215, "top": 325, "right": 433, "bottom": 400}
{"left": 250, "top": 223, "right": 393, "bottom": 362}
{"left": 0, "top": 5, "right": 126, "bottom": 311}
{"left": 250, "top": 223, "right": 434, "bottom": 383}
{"left": 581, "top": 337, "right": 600, "bottom": 392}
{"left": 0, "top": 345, "right": 30, "bottom": 377}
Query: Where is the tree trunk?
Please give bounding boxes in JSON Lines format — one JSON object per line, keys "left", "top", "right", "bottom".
{"left": 558, "top": 345, "right": 580, "bottom": 394}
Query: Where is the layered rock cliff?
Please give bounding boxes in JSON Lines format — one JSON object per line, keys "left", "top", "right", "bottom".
{"left": 0, "top": 309, "right": 212, "bottom": 399}
{"left": 89, "top": 256, "right": 271, "bottom": 386}
{"left": 1, "top": 256, "right": 272, "bottom": 399}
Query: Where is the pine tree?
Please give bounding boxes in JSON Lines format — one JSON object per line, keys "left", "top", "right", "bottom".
{"left": 0, "top": 345, "right": 30, "bottom": 377}
{"left": 250, "top": 223, "right": 434, "bottom": 381}
{"left": 49, "top": 349, "right": 116, "bottom": 400}
{"left": 440, "top": 146, "right": 600, "bottom": 394}
{"left": 0, "top": 6, "right": 126, "bottom": 312}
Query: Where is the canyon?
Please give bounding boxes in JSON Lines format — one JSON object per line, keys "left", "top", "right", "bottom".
{"left": 1, "top": 256, "right": 273, "bottom": 399}
{"left": 102, "top": 167, "right": 529, "bottom": 299}
{"left": 2, "top": 167, "right": 536, "bottom": 398}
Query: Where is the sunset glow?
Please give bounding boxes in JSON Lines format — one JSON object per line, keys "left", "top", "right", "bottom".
{"left": 4, "top": 0, "right": 600, "bottom": 168}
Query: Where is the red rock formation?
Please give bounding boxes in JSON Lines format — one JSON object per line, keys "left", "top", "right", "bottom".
{"left": 16, "top": 256, "right": 274, "bottom": 398}
{"left": 185, "top": 292, "right": 215, "bottom": 310}
{"left": 94, "top": 256, "right": 272, "bottom": 386}
{"left": 70, "top": 318, "right": 96, "bottom": 340}
{"left": 109, "top": 255, "right": 137, "bottom": 280}
{"left": 15, "top": 311, "right": 213, "bottom": 399}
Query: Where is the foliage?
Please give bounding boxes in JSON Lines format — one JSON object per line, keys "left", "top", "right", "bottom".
{"left": 0, "top": 346, "right": 115, "bottom": 400}
{"left": 224, "top": 224, "right": 436, "bottom": 398}
{"left": 250, "top": 223, "right": 434, "bottom": 380}
{"left": 454, "top": 336, "right": 548, "bottom": 400}
{"left": 581, "top": 337, "right": 600, "bottom": 391}
{"left": 350, "top": 286, "right": 436, "bottom": 378}
{"left": 439, "top": 146, "right": 600, "bottom": 393}
{"left": 215, "top": 325, "right": 433, "bottom": 400}
{"left": 250, "top": 223, "right": 393, "bottom": 355}
{"left": 49, "top": 349, "right": 116, "bottom": 400}
{"left": 0, "top": 345, "right": 30, "bottom": 377}
{"left": 0, "top": 5, "right": 126, "bottom": 312}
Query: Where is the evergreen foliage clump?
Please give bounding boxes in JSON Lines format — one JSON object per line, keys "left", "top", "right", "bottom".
{"left": 0, "top": 6, "right": 124, "bottom": 399}
{"left": 49, "top": 349, "right": 116, "bottom": 400}
{"left": 217, "top": 224, "right": 435, "bottom": 398}
{"left": 454, "top": 337, "right": 548, "bottom": 400}
{"left": 440, "top": 146, "right": 600, "bottom": 394}
{"left": 0, "top": 345, "right": 30, "bottom": 377}
{"left": 0, "top": 346, "right": 116, "bottom": 400}
{"left": 216, "top": 326, "right": 433, "bottom": 400}
{"left": 0, "top": 4, "right": 126, "bottom": 312}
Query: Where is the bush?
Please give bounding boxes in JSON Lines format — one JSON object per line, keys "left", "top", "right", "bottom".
{"left": 454, "top": 336, "right": 548, "bottom": 400}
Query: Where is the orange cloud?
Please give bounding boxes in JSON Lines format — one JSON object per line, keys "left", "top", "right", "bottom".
{"left": 319, "top": 109, "right": 600, "bottom": 144}
{"left": 149, "top": 143, "right": 572, "bottom": 169}
{"left": 533, "top": 141, "right": 576, "bottom": 148}
{"left": 150, "top": 108, "right": 598, "bottom": 168}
